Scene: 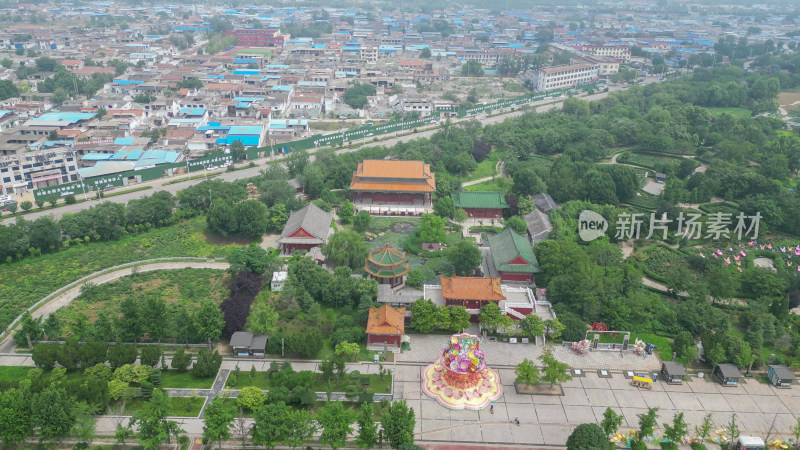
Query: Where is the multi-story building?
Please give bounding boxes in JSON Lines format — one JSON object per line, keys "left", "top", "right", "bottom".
{"left": 224, "top": 29, "right": 285, "bottom": 47}
{"left": 0, "top": 147, "right": 80, "bottom": 194}
{"left": 581, "top": 45, "right": 631, "bottom": 63}
{"left": 524, "top": 62, "right": 599, "bottom": 92}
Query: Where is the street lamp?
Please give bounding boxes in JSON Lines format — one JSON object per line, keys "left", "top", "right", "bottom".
{"left": 78, "top": 174, "right": 88, "bottom": 201}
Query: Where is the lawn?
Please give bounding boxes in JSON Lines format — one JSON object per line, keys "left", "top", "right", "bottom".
{"left": 640, "top": 244, "right": 693, "bottom": 283}
{"left": 706, "top": 107, "right": 752, "bottom": 119}
{"left": 54, "top": 268, "right": 230, "bottom": 334}
{"left": 121, "top": 396, "right": 206, "bottom": 417}
{"left": 160, "top": 370, "right": 217, "bottom": 389}
{"left": 367, "top": 216, "right": 420, "bottom": 233}
{"left": 464, "top": 150, "right": 505, "bottom": 182}
{"left": 463, "top": 177, "right": 512, "bottom": 193}
{"left": 0, "top": 217, "right": 233, "bottom": 332}
{"left": 624, "top": 192, "right": 660, "bottom": 210}
{"left": 0, "top": 366, "right": 34, "bottom": 389}
{"left": 617, "top": 152, "right": 689, "bottom": 172}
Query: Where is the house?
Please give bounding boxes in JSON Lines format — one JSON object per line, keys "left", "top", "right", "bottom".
{"left": 713, "top": 364, "right": 741, "bottom": 386}
{"left": 350, "top": 160, "right": 436, "bottom": 214}
{"left": 439, "top": 275, "right": 505, "bottom": 312}
{"left": 451, "top": 191, "right": 508, "bottom": 219}
{"left": 277, "top": 202, "right": 334, "bottom": 258}
{"left": 767, "top": 365, "right": 796, "bottom": 388}
{"left": 661, "top": 361, "right": 686, "bottom": 384}
{"left": 532, "top": 193, "right": 557, "bottom": 213}
{"left": 655, "top": 173, "right": 667, "bottom": 184}
{"left": 365, "top": 304, "right": 406, "bottom": 349}
{"left": 229, "top": 331, "right": 268, "bottom": 357}
{"left": 365, "top": 244, "right": 410, "bottom": 288}
{"left": 523, "top": 209, "right": 552, "bottom": 244}
{"left": 486, "top": 228, "right": 542, "bottom": 282}
{"left": 271, "top": 271, "right": 288, "bottom": 291}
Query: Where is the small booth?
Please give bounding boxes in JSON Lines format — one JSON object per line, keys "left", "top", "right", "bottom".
{"left": 736, "top": 436, "right": 765, "bottom": 450}
{"left": 713, "top": 363, "right": 742, "bottom": 386}
{"left": 767, "top": 365, "right": 796, "bottom": 388}
{"left": 661, "top": 361, "right": 686, "bottom": 384}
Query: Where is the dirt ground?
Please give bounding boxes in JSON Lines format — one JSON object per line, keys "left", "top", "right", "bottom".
{"left": 778, "top": 91, "right": 800, "bottom": 111}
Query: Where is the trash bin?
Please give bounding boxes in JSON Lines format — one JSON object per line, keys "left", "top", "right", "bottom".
{"left": 645, "top": 343, "right": 655, "bottom": 355}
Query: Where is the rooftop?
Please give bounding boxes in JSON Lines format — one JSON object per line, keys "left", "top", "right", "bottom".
{"left": 365, "top": 304, "right": 405, "bottom": 335}
{"left": 440, "top": 275, "right": 505, "bottom": 301}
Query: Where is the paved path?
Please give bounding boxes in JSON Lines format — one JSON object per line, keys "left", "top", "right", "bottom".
{"left": 461, "top": 159, "right": 505, "bottom": 188}
{"left": 0, "top": 261, "right": 229, "bottom": 353}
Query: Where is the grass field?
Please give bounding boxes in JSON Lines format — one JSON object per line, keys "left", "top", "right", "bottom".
{"left": 227, "top": 371, "right": 392, "bottom": 394}
{"left": 121, "top": 396, "right": 206, "bottom": 417}
{"left": 463, "top": 177, "right": 512, "bottom": 193}
{"left": 0, "top": 217, "right": 233, "bottom": 333}
{"left": 159, "top": 370, "right": 217, "bottom": 389}
{"left": 706, "top": 107, "right": 752, "bottom": 119}
{"left": 0, "top": 366, "right": 34, "bottom": 387}
{"left": 232, "top": 48, "right": 274, "bottom": 58}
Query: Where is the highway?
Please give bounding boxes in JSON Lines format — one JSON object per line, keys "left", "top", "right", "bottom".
{"left": 0, "top": 78, "right": 647, "bottom": 225}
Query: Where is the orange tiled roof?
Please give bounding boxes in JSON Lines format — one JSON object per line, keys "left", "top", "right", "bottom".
{"left": 350, "top": 160, "right": 435, "bottom": 192}
{"left": 365, "top": 305, "right": 405, "bottom": 335}
{"left": 440, "top": 275, "right": 506, "bottom": 301}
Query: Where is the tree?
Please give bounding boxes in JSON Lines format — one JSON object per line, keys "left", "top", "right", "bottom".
{"left": 31, "top": 386, "right": 76, "bottom": 443}
{"left": 233, "top": 200, "right": 270, "bottom": 239}
{"left": 382, "top": 400, "right": 416, "bottom": 449}
{"left": 513, "top": 168, "right": 546, "bottom": 196}
{"left": 354, "top": 211, "right": 371, "bottom": 232}
{"left": 448, "top": 239, "right": 482, "bottom": 276}
{"left": 318, "top": 401, "right": 355, "bottom": 449}
{"left": 229, "top": 245, "right": 274, "bottom": 275}
{"left": 356, "top": 401, "right": 378, "bottom": 448}
{"left": 108, "top": 343, "right": 138, "bottom": 370}
{"left": 540, "top": 348, "right": 572, "bottom": 385}
{"left": 286, "top": 149, "right": 309, "bottom": 177}
{"left": 339, "top": 200, "right": 354, "bottom": 224}
{"left": 246, "top": 300, "right": 279, "bottom": 335}
{"left": 285, "top": 409, "right": 317, "bottom": 449}
{"left": 171, "top": 348, "right": 192, "bottom": 371}
{"left": 410, "top": 300, "right": 439, "bottom": 333}
{"left": 419, "top": 47, "right": 432, "bottom": 58}
{"left": 601, "top": 407, "right": 624, "bottom": 437}
{"left": 636, "top": 408, "right": 659, "bottom": 442}
{"left": 196, "top": 300, "right": 224, "bottom": 349}
{"left": 479, "top": 303, "right": 509, "bottom": 333}
{"left": 193, "top": 349, "right": 222, "bottom": 378}
{"left": 32, "top": 343, "right": 58, "bottom": 370}
{"left": 20, "top": 201, "right": 32, "bottom": 211}
{"left": 0, "top": 58, "right": 11, "bottom": 69}
{"left": 322, "top": 230, "right": 369, "bottom": 269}
{"left": 130, "top": 389, "right": 180, "bottom": 449}
{"left": 203, "top": 398, "right": 236, "bottom": 449}
{"left": 418, "top": 214, "right": 447, "bottom": 243}
{"left": 335, "top": 341, "right": 360, "bottom": 361}
{"left": 237, "top": 386, "right": 266, "bottom": 411}
{"left": 519, "top": 315, "right": 545, "bottom": 340}
{"left": 461, "top": 60, "right": 484, "bottom": 76}
{"left": 433, "top": 196, "right": 455, "bottom": 218}
{"left": 662, "top": 412, "right": 688, "bottom": 449}
{"left": 515, "top": 358, "right": 541, "bottom": 386}
{"left": 230, "top": 140, "right": 246, "bottom": 162}
{"left": 566, "top": 423, "right": 607, "bottom": 450}
{"left": 726, "top": 413, "right": 740, "bottom": 447}
{"left": 343, "top": 83, "right": 377, "bottom": 109}
{"left": 140, "top": 346, "right": 162, "bottom": 367}
{"left": 252, "top": 401, "right": 291, "bottom": 449}
{"left": 694, "top": 413, "right": 714, "bottom": 446}
{"left": 447, "top": 306, "right": 471, "bottom": 332}
{"left": 0, "top": 388, "right": 32, "bottom": 447}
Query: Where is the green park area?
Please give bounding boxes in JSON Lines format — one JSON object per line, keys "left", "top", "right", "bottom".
{"left": 232, "top": 48, "right": 274, "bottom": 58}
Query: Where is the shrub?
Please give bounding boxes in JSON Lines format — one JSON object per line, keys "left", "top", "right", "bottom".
{"left": 64, "top": 195, "right": 77, "bottom": 205}
{"left": 192, "top": 349, "right": 222, "bottom": 378}
{"left": 171, "top": 348, "right": 192, "bottom": 371}
{"left": 237, "top": 386, "right": 266, "bottom": 411}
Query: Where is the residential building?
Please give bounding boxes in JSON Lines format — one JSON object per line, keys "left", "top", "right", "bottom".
{"left": 224, "top": 29, "right": 285, "bottom": 47}
{"left": 523, "top": 62, "right": 599, "bottom": 92}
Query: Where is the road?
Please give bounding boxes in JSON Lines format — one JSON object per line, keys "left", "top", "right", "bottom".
{"left": 0, "top": 79, "right": 645, "bottom": 225}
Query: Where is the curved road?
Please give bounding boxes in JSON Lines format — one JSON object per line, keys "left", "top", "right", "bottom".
{"left": 0, "top": 261, "right": 229, "bottom": 353}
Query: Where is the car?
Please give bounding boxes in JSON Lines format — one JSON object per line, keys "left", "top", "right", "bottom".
{"left": 206, "top": 165, "right": 217, "bottom": 171}
{"left": 4, "top": 199, "right": 17, "bottom": 206}
{"left": 103, "top": 184, "right": 115, "bottom": 192}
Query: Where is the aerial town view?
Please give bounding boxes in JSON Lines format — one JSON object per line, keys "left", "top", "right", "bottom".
{"left": 2, "top": 0, "right": 800, "bottom": 448}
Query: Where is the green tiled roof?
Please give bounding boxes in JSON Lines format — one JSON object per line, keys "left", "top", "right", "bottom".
{"left": 488, "top": 228, "right": 541, "bottom": 273}
{"left": 451, "top": 191, "right": 509, "bottom": 209}
{"left": 364, "top": 244, "right": 410, "bottom": 278}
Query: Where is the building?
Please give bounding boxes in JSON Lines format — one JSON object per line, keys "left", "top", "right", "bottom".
{"left": 365, "top": 304, "right": 405, "bottom": 349}
{"left": 532, "top": 193, "right": 557, "bottom": 213}
{"left": 581, "top": 45, "right": 632, "bottom": 63}
{"left": 277, "top": 202, "right": 334, "bottom": 258}
{"left": 524, "top": 62, "right": 599, "bottom": 92}
{"left": 523, "top": 209, "right": 552, "bottom": 244}
{"left": 439, "top": 275, "right": 505, "bottom": 311}
{"left": 0, "top": 148, "right": 80, "bottom": 194}
{"left": 224, "top": 29, "right": 284, "bottom": 47}
{"left": 271, "top": 271, "right": 288, "bottom": 291}
{"left": 486, "top": 228, "right": 542, "bottom": 282}
{"left": 713, "top": 364, "right": 741, "bottom": 386}
{"left": 350, "top": 160, "right": 436, "bottom": 215}
{"left": 451, "top": 191, "right": 508, "bottom": 219}
{"left": 767, "top": 365, "right": 796, "bottom": 388}
{"left": 364, "top": 244, "right": 410, "bottom": 288}
{"left": 661, "top": 361, "right": 686, "bottom": 384}
{"left": 229, "top": 331, "right": 268, "bottom": 357}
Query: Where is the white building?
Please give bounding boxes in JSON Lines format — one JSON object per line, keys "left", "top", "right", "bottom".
{"left": 525, "top": 62, "right": 599, "bottom": 92}
{"left": 581, "top": 45, "right": 632, "bottom": 63}
{"left": 271, "top": 271, "right": 288, "bottom": 291}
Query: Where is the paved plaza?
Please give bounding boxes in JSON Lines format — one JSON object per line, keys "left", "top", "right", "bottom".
{"left": 397, "top": 334, "right": 664, "bottom": 371}
{"left": 396, "top": 365, "right": 800, "bottom": 445}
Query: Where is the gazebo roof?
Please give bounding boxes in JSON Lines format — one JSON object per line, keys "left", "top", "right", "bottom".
{"left": 364, "top": 244, "right": 410, "bottom": 278}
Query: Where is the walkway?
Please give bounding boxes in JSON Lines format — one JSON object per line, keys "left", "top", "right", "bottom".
{"left": 0, "top": 260, "right": 229, "bottom": 353}
{"left": 461, "top": 159, "right": 505, "bottom": 188}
